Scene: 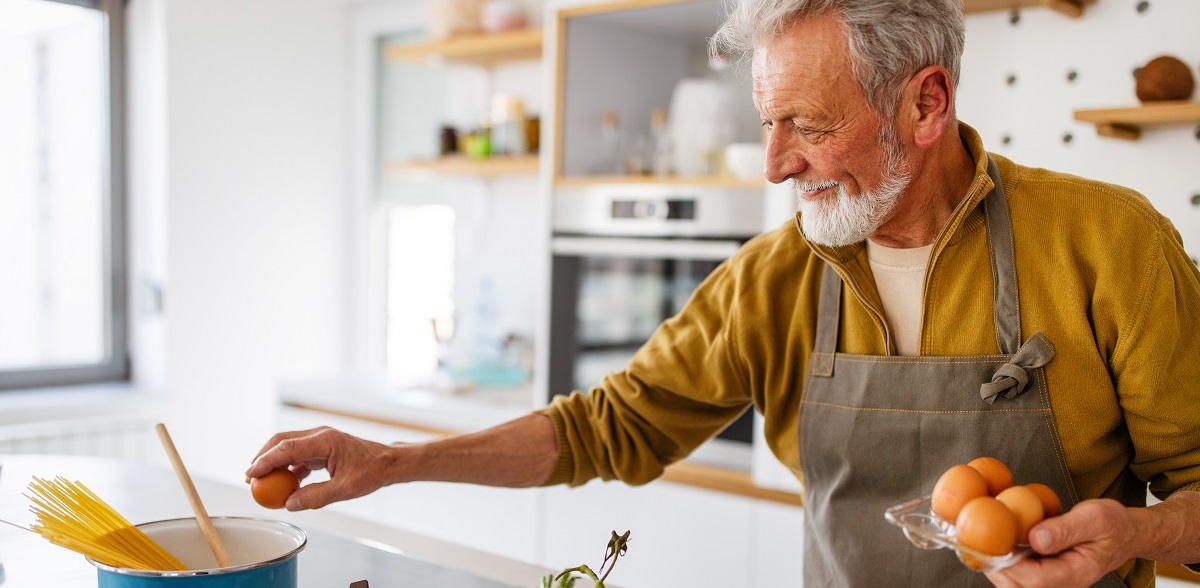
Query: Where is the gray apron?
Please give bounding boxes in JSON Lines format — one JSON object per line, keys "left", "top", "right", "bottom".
{"left": 799, "top": 158, "right": 1126, "bottom": 586}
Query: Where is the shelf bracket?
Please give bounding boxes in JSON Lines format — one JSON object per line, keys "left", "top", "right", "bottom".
{"left": 1095, "top": 123, "right": 1141, "bottom": 141}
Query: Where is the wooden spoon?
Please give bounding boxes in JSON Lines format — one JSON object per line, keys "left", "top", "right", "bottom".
{"left": 155, "top": 422, "right": 231, "bottom": 568}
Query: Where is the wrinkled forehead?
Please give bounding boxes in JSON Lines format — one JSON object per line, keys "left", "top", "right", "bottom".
{"left": 750, "top": 15, "right": 859, "bottom": 100}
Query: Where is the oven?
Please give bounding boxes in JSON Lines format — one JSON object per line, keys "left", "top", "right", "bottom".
{"left": 547, "top": 184, "right": 765, "bottom": 454}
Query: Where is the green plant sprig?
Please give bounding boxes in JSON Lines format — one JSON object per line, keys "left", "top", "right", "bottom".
{"left": 542, "top": 530, "right": 631, "bottom": 588}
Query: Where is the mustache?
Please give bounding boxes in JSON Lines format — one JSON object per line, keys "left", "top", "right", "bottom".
{"left": 793, "top": 179, "right": 840, "bottom": 192}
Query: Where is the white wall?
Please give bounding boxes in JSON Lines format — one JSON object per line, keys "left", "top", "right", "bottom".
{"left": 127, "top": 0, "right": 351, "bottom": 482}
{"left": 958, "top": 1, "right": 1200, "bottom": 256}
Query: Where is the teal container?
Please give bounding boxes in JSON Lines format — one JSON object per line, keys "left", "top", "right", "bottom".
{"left": 89, "top": 518, "right": 306, "bottom": 588}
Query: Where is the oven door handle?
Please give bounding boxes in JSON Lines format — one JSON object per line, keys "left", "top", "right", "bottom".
{"left": 552, "top": 236, "right": 742, "bottom": 261}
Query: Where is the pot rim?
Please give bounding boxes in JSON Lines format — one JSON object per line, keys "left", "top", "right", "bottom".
{"left": 87, "top": 516, "right": 307, "bottom": 577}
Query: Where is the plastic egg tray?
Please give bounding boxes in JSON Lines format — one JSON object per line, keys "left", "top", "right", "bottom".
{"left": 884, "top": 495, "right": 1033, "bottom": 573}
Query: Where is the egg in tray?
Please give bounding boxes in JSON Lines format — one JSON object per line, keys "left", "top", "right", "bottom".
{"left": 885, "top": 457, "right": 1063, "bottom": 572}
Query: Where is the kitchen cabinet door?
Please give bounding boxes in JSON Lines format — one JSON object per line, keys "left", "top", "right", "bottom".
{"left": 749, "top": 499, "right": 806, "bottom": 586}
{"left": 541, "top": 479, "right": 753, "bottom": 587}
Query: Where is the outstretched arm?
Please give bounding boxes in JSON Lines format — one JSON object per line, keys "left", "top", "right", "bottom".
{"left": 245, "top": 412, "right": 559, "bottom": 511}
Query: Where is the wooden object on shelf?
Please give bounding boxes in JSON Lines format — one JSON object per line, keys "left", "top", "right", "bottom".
{"left": 963, "top": 0, "right": 1094, "bottom": 18}
{"left": 384, "top": 28, "right": 542, "bottom": 66}
{"left": 388, "top": 155, "right": 540, "bottom": 176}
{"left": 1073, "top": 101, "right": 1200, "bottom": 141}
{"left": 554, "top": 175, "right": 764, "bottom": 188}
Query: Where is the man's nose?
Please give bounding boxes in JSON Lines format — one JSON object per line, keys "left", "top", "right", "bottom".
{"left": 763, "top": 127, "right": 806, "bottom": 184}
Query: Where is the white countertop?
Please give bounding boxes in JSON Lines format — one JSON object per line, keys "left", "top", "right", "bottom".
{"left": 0, "top": 454, "right": 550, "bottom": 587}
{"left": 278, "top": 372, "right": 535, "bottom": 432}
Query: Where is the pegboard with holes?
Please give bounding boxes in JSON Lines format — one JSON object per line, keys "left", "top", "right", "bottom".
{"left": 956, "top": 0, "right": 1200, "bottom": 263}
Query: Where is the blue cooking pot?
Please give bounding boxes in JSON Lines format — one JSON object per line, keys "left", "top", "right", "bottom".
{"left": 89, "top": 517, "right": 306, "bottom": 588}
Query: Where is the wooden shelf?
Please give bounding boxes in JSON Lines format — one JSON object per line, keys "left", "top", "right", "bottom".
{"left": 963, "top": 0, "right": 1094, "bottom": 18}
{"left": 1073, "top": 101, "right": 1200, "bottom": 141}
{"left": 388, "top": 155, "right": 540, "bottom": 176}
{"left": 554, "top": 175, "right": 765, "bottom": 188}
{"left": 384, "top": 28, "right": 543, "bottom": 66}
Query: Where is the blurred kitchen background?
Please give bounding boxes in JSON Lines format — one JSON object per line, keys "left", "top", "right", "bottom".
{"left": 1, "top": 0, "right": 1197, "bottom": 585}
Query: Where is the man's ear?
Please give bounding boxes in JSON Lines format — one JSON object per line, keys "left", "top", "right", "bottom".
{"left": 902, "top": 65, "right": 955, "bottom": 149}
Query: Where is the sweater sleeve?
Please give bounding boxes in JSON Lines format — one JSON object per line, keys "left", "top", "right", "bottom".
{"left": 538, "top": 259, "right": 754, "bottom": 488}
{"left": 1111, "top": 221, "right": 1200, "bottom": 501}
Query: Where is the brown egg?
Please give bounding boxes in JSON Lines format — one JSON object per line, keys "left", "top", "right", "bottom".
{"left": 250, "top": 468, "right": 299, "bottom": 509}
{"left": 1024, "top": 482, "right": 1063, "bottom": 518}
{"left": 955, "top": 496, "right": 1018, "bottom": 557}
{"left": 996, "top": 485, "right": 1045, "bottom": 544}
{"left": 931, "top": 464, "right": 989, "bottom": 521}
{"left": 967, "top": 456, "right": 1014, "bottom": 496}
{"left": 1135, "top": 55, "right": 1195, "bottom": 102}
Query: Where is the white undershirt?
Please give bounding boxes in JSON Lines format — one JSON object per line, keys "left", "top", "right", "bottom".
{"left": 865, "top": 240, "right": 935, "bottom": 356}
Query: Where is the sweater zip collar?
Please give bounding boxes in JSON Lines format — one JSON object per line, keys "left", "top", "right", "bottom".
{"left": 800, "top": 123, "right": 997, "bottom": 355}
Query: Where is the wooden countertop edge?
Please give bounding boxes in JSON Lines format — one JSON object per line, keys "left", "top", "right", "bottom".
{"left": 284, "top": 400, "right": 465, "bottom": 437}
{"left": 660, "top": 461, "right": 803, "bottom": 507}
{"left": 282, "top": 400, "right": 804, "bottom": 508}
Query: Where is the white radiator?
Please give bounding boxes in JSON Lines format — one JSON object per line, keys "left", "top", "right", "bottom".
{"left": 0, "top": 417, "right": 156, "bottom": 461}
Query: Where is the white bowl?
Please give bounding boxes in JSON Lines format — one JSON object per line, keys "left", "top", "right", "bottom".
{"left": 724, "top": 142, "right": 765, "bottom": 179}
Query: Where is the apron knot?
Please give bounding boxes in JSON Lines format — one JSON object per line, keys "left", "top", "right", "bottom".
{"left": 979, "top": 332, "right": 1055, "bottom": 404}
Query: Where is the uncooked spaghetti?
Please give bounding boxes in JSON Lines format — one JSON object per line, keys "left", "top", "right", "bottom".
{"left": 26, "top": 476, "right": 187, "bottom": 571}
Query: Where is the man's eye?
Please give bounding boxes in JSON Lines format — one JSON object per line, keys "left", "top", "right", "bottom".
{"left": 795, "top": 125, "right": 824, "bottom": 139}
{"left": 760, "top": 120, "right": 774, "bottom": 131}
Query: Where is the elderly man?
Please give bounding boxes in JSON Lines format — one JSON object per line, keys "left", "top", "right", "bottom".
{"left": 248, "top": 0, "right": 1200, "bottom": 585}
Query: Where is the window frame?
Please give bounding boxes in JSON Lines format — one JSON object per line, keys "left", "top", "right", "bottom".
{"left": 0, "top": 0, "right": 129, "bottom": 390}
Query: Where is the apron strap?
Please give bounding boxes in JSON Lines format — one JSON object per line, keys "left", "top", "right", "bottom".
{"left": 983, "top": 156, "right": 1022, "bottom": 355}
{"left": 811, "top": 263, "right": 841, "bottom": 377}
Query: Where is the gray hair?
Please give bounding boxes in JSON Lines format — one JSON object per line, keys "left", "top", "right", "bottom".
{"left": 710, "top": 0, "right": 965, "bottom": 118}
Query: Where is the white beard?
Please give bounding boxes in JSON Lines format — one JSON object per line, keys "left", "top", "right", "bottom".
{"left": 794, "top": 129, "right": 913, "bottom": 247}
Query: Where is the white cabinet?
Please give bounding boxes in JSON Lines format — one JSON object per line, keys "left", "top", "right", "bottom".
{"left": 542, "top": 479, "right": 806, "bottom": 588}
{"left": 542, "top": 480, "right": 754, "bottom": 587}
{"left": 749, "top": 499, "right": 807, "bottom": 586}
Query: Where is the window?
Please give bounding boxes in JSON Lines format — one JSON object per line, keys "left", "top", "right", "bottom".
{"left": 0, "top": 0, "right": 127, "bottom": 389}
{"left": 385, "top": 205, "right": 456, "bottom": 387}
{"left": 376, "top": 32, "right": 457, "bottom": 387}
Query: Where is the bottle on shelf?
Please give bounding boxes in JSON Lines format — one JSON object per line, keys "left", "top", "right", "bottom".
{"left": 490, "top": 93, "right": 528, "bottom": 157}
{"left": 650, "top": 108, "right": 673, "bottom": 177}
{"left": 463, "top": 125, "right": 492, "bottom": 159}
{"left": 524, "top": 115, "right": 540, "bottom": 154}
{"left": 593, "top": 110, "right": 622, "bottom": 175}
{"left": 439, "top": 125, "right": 459, "bottom": 156}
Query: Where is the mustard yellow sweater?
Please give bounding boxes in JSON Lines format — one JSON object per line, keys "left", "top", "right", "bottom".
{"left": 540, "top": 124, "right": 1200, "bottom": 583}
